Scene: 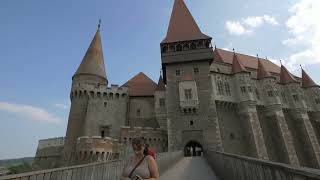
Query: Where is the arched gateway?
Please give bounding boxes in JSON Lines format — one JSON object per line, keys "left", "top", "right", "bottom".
{"left": 184, "top": 141, "right": 203, "bottom": 157}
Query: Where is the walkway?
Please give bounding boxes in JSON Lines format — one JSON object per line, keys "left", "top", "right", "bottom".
{"left": 160, "top": 157, "right": 219, "bottom": 180}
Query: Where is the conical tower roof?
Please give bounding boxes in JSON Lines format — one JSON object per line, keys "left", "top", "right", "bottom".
{"left": 280, "top": 64, "right": 297, "bottom": 84}
{"left": 232, "top": 53, "right": 247, "bottom": 74}
{"left": 302, "top": 68, "right": 319, "bottom": 88}
{"left": 123, "top": 72, "right": 158, "bottom": 97}
{"left": 155, "top": 75, "right": 166, "bottom": 91}
{"left": 73, "top": 29, "right": 107, "bottom": 81}
{"left": 257, "top": 58, "right": 272, "bottom": 79}
{"left": 162, "top": 0, "right": 211, "bottom": 43}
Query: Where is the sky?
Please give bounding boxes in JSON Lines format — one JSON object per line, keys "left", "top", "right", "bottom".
{"left": 0, "top": 0, "right": 320, "bottom": 160}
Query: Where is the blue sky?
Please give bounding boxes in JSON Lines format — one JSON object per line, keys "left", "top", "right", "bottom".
{"left": 0, "top": 0, "right": 319, "bottom": 159}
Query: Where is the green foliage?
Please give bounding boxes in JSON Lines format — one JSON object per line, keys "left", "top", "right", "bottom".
{"left": 8, "top": 163, "right": 32, "bottom": 174}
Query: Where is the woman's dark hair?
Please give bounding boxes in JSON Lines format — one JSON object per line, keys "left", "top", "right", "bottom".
{"left": 144, "top": 144, "right": 150, "bottom": 156}
{"left": 132, "top": 137, "right": 146, "bottom": 148}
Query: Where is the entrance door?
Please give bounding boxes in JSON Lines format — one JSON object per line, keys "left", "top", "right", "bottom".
{"left": 184, "top": 141, "right": 203, "bottom": 157}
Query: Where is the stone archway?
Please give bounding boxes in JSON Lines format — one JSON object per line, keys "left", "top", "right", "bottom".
{"left": 184, "top": 141, "right": 203, "bottom": 157}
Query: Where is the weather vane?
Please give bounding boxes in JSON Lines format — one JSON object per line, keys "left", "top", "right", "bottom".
{"left": 98, "top": 19, "right": 101, "bottom": 30}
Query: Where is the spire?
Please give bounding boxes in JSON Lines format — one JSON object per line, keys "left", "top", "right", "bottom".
{"left": 280, "top": 64, "right": 297, "bottom": 84}
{"left": 257, "top": 56, "right": 272, "bottom": 79}
{"left": 301, "top": 67, "right": 319, "bottom": 88}
{"left": 162, "top": 0, "right": 211, "bottom": 43}
{"left": 73, "top": 24, "right": 107, "bottom": 83}
{"left": 232, "top": 52, "right": 247, "bottom": 74}
{"left": 155, "top": 75, "right": 166, "bottom": 91}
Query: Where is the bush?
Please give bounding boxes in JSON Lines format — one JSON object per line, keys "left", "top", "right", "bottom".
{"left": 8, "top": 163, "right": 32, "bottom": 174}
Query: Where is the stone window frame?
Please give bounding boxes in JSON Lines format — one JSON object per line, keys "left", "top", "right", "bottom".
{"left": 292, "top": 94, "right": 299, "bottom": 101}
{"left": 136, "top": 109, "right": 141, "bottom": 117}
{"left": 217, "top": 81, "right": 224, "bottom": 95}
{"left": 176, "top": 69, "right": 181, "bottom": 76}
{"left": 224, "top": 82, "right": 231, "bottom": 96}
{"left": 240, "top": 86, "right": 246, "bottom": 94}
{"left": 267, "top": 90, "right": 273, "bottom": 97}
{"left": 247, "top": 86, "right": 253, "bottom": 93}
{"left": 159, "top": 98, "right": 165, "bottom": 107}
{"left": 184, "top": 89, "right": 193, "bottom": 100}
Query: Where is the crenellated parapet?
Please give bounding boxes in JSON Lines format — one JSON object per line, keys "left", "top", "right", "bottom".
{"left": 75, "top": 136, "right": 123, "bottom": 164}
{"left": 120, "top": 126, "right": 168, "bottom": 153}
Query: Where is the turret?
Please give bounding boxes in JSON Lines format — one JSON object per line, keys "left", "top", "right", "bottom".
{"left": 256, "top": 57, "right": 281, "bottom": 106}
{"left": 62, "top": 23, "right": 108, "bottom": 165}
{"left": 231, "top": 52, "right": 255, "bottom": 102}
{"left": 301, "top": 67, "right": 320, "bottom": 111}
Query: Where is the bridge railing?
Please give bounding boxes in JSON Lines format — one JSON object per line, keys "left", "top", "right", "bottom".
{"left": 205, "top": 150, "right": 320, "bottom": 180}
{"left": 0, "top": 151, "right": 183, "bottom": 180}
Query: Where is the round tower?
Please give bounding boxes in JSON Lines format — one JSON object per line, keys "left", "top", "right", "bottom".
{"left": 62, "top": 24, "right": 108, "bottom": 165}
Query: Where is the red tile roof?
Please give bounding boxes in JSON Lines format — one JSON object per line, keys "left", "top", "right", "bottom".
{"left": 74, "top": 30, "right": 107, "bottom": 80}
{"left": 123, "top": 72, "right": 158, "bottom": 96}
{"left": 162, "top": 0, "right": 211, "bottom": 43}
{"left": 155, "top": 76, "right": 166, "bottom": 91}
{"left": 232, "top": 53, "right": 247, "bottom": 74}
{"left": 257, "top": 58, "right": 272, "bottom": 79}
{"left": 302, "top": 68, "right": 319, "bottom": 88}
{"left": 280, "top": 65, "right": 298, "bottom": 84}
{"left": 213, "top": 48, "right": 281, "bottom": 74}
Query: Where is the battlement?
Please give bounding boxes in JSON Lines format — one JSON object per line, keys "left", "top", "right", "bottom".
{"left": 37, "top": 137, "right": 65, "bottom": 150}
{"left": 70, "top": 85, "right": 129, "bottom": 100}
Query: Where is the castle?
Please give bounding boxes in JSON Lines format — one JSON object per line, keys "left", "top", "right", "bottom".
{"left": 33, "top": 0, "right": 320, "bottom": 170}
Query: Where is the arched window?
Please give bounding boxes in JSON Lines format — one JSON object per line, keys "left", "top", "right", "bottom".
{"left": 183, "top": 43, "right": 189, "bottom": 51}
{"left": 176, "top": 44, "right": 182, "bottom": 51}
{"left": 162, "top": 46, "right": 168, "bottom": 53}
{"left": 217, "top": 81, "right": 224, "bottom": 95}
{"left": 190, "top": 43, "right": 196, "bottom": 50}
{"left": 224, "top": 82, "right": 231, "bottom": 96}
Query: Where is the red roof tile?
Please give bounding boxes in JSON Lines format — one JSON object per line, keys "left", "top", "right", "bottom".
{"left": 162, "top": 0, "right": 211, "bottom": 43}
{"left": 280, "top": 65, "right": 298, "bottom": 84}
{"left": 302, "top": 68, "right": 319, "bottom": 88}
{"left": 155, "top": 76, "right": 166, "bottom": 91}
{"left": 123, "top": 72, "right": 158, "bottom": 96}
{"left": 232, "top": 53, "right": 247, "bottom": 74}
{"left": 213, "top": 48, "right": 281, "bottom": 74}
{"left": 257, "top": 58, "right": 272, "bottom": 79}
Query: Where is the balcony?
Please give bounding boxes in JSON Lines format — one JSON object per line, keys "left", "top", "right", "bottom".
{"left": 180, "top": 100, "right": 199, "bottom": 108}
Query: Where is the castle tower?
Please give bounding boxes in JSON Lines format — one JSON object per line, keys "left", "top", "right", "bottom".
{"left": 62, "top": 25, "right": 108, "bottom": 165}
{"left": 161, "top": 0, "right": 218, "bottom": 151}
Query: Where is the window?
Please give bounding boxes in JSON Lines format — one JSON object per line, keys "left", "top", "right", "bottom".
{"left": 104, "top": 102, "right": 107, "bottom": 107}
{"left": 217, "top": 81, "right": 224, "bottom": 95}
{"left": 137, "top": 109, "right": 141, "bottom": 117}
{"left": 293, "top": 94, "right": 299, "bottom": 102}
{"left": 248, "top": 86, "right": 252, "bottom": 93}
{"left": 176, "top": 69, "right": 181, "bottom": 76}
{"left": 101, "top": 130, "right": 105, "bottom": 138}
{"left": 225, "top": 82, "right": 231, "bottom": 96}
{"left": 281, "top": 92, "right": 287, "bottom": 103}
{"left": 190, "top": 121, "right": 194, "bottom": 126}
{"left": 193, "top": 67, "right": 199, "bottom": 74}
{"left": 267, "top": 90, "right": 273, "bottom": 97}
{"left": 176, "top": 44, "right": 182, "bottom": 51}
{"left": 240, "top": 86, "right": 246, "bottom": 94}
{"left": 315, "top": 98, "right": 320, "bottom": 104}
{"left": 185, "top": 89, "right": 192, "bottom": 99}
{"left": 159, "top": 98, "right": 165, "bottom": 107}
{"left": 162, "top": 46, "right": 168, "bottom": 53}
{"left": 255, "top": 88, "right": 260, "bottom": 100}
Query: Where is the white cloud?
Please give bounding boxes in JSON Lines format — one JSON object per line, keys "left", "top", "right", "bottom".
{"left": 54, "top": 103, "right": 70, "bottom": 110}
{"left": 0, "top": 102, "right": 62, "bottom": 124}
{"left": 283, "top": 0, "right": 320, "bottom": 70}
{"left": 225, "top": 15, "right": 279, "bottom": 35}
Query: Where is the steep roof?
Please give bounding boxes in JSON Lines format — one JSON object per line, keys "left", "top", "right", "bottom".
{"left": 213, "top": 48, "right": 281, "bottom": 74}
{"left": 280, "top": 65, "right": 298, "bottom": 84}
{"left": 232, "top": 53, "right": 247, "bottom": 74}
{"left": 123, "top": 72, "right": 158, "bottom": 96}
{"left": 155, "top": 76, "right": 166, "bottom": 91}
{"left": 302, "top": 68, "right": 319, "bottom": 88}
{"left": 257, "top": 57, "right": 272, "bottom": 79}
{"left": 162, "top": 0, "right": 211, "bottom": 43}
{"left": 74, "top": 30, "right": 107, "bottom": 80}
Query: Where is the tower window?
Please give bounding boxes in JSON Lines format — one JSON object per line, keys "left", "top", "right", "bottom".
{"left": 292, "top": 94, "right": 299, "bottom": 101}
{"left": 137, "top": 109, "right": 141, "bottom": 117}
{"left": 193, "top": 67, "right": 199, "bottom": 74}
{"left": 190, "top": 121, "right": 194, "bottom": 126}
{"left": 267, "top": 90, "right": 273, "bottom": 97}
{"left": 190, "top": 43, "right": 196, "bottom": 50}
{"left": 225, "top": 82, "right": 231, "bottom": 96}
{"left": 176, "top": 69, "right": 181, "bottom": 76}
{"left": 240, "top": 86, "right": 246, "bottom": 94}
{"left": 159, "top": 98, "right": 165, "bottom": 107}
{"left": 101, "top": 130, "right": 105, "bottom": 138}
{"left": 162, "top": 46, "right": 168, "bottom": 53}
{"left": 217, "top": 81, "right": 224, "bottom": 95}
{"left": 184, "top": 89, "right": 192, "bottom": 100}
{"left": 255, "top": 88, "right": 260, "bottom": 100}
{"left": 104, "top": 102, "right": 107, "bottom": 107}
{"left": 315, "top": 98, "right": 320, "bottom": 104}
{"left": 248, "top": 86, "right": 252, "bottom": 93}
{"left": 281, "top": 92, "right": 287, "bottom": 103}
{"left": 176, "top": 44, "right": 182, "bottom": 51}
